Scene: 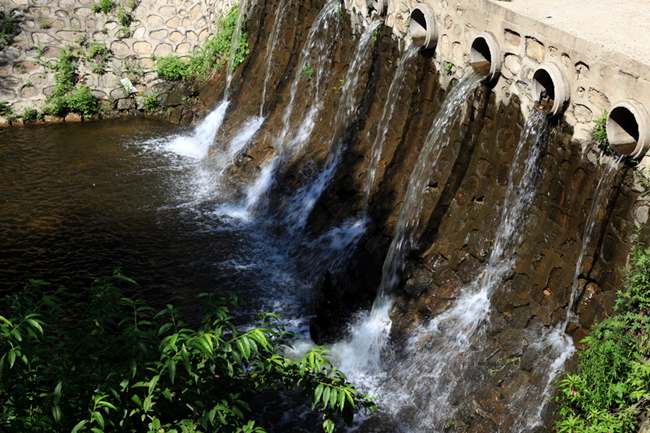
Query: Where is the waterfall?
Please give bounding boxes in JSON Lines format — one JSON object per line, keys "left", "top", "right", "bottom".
{"left": 374, "top": 110, "right": 549, "bottom": 432}
{"left": 512, "top": 155, "right": 622, "bottom": 432}
{"left": 225, "top": 0, "right": 252, "bottom": 95}
{"left": 220, "top": 0, "right": 343, "bottom": 220}
{"left": 330, "top": 71, "right": 485, "bottom": 387}
{"left": 164, "top": 100, "right": 230, "bottom": 159}
{"left": 260, "top": 0, "right": 292, "bottom": 115}
{"left": 362, "top": 46, "right": 419, "bottom": 208}
{"left": 282, "top": 20, "right": 381, "bottom": 233}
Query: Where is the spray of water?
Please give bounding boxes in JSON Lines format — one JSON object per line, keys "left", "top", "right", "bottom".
{"left": 363, "top": 46, "right": 419, "bottom": 208}
{"left": 260, "top": 0, "right": 293, "bottom": 115}
{"left": 330, "top": 71, "right": 486, "bottom": 387}
{"left": 283, "top": 20, "right": 381, "bottom": 233}
{"left": 513, "top": 155, "right": 622, "bottom": 432}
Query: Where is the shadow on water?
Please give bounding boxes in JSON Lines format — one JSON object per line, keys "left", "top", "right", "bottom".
{"left": 0, "top": 120, "right": 282, "bottom": 313}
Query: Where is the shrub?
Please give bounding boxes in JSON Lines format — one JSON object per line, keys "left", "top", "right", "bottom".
{"left": 143, "top": 93, "right": 160, "bottom": 113}
{"left": 0, "top": 100, "right": 13, "bottom": 117}
{"left": 116, "top": 6, "right": 132, "bottom": 28}
{"left": 555, "top": 247, "right": 650, "bottom": 433}
{"left": 0, "top": 9, "right": 18, "bottom": 49}
{"left": 92, "top": 0, "right": 114, "bottom": 14}
{"left": 303, "top": 63, "right": 314, "bottom": 80}
{"left": 21, "top": 107, "right": 41, "bottom": 121}
{"left": 155, "top": 55, "right": 189, "bottom": 81}
{"left": 0, "top": 274, "right": 375, "bottom": 433}
{"left": 66, "top": 85, "right": 98, "bottom": 116}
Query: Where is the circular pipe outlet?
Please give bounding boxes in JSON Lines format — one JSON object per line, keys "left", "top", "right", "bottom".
{"left": 408, "top": 3, "right": 437, "bottom": 49}
{"left": 531, "top": 62, "right": 570, "bottom": 116}
{"left": 368, "top": 0, "right": 387, "bottom": 16}
{"left": 606, "top": 99, "right": 650, "bottom": 159}
{"left": 469, "top": 32, "right": 502, "bottom": 81}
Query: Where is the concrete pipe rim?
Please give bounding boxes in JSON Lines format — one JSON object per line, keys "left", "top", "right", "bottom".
{"left": 409, "top": 3, "right": 438, "bottom": 50}
{"left": 531, "top": 62, "right": 570, "bottom": 116}
{"left": 606, "top": 99, "right": 650, "bottom": 160}
{"left": 469, "top": 31, "right": 502, "bottom": 82}
{"left": 368, "top": 0, "right": 387, "bottom": 17}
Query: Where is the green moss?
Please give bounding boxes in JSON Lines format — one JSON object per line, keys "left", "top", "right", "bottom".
{"left": 443, "top": 61, "right": 454, "bottom": 76}
{"left": 302, "top": 63, "right": 314, "bottom": 80}
{"left": 555, "top": 247, "right": 650, "bottom": 433}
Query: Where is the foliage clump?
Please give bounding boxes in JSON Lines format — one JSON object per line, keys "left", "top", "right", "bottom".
{"left": 156, "top": 5, "right": 249, "bottom": 82}
{"left": 44, "top": 48, "right": 99, "bottom": 117}
{"left": 21, "top": 107, "right": 42, "bottom": 121}
{"left": 0, "top": 8, "right": 18, "bottom": 49}
{"left": 592, "top": 112, "right": 614, "bottom": 155}
{"left": 92, "top": 0, "right": 114, "bottom": 14}
{"left": 0, "top": 273, "right": 375, "bottom": 433}
{"left": 555, "top": 247, "right": 650, "bottom": 433}
{"left": 143, "top": 93, "right": 160, "bottom": 113}
{"left": 0, "top": 101, "right": 13, "bottom": 118}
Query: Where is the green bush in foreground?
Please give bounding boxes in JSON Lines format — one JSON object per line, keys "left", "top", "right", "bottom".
{"left": 156, "top": 5, "right": 249, "bottom": 82}
{"left": 555, "top": 247, "right": 650, "bottom": 433}
{"left": 0, "top": 273, "right": 375, "bottom": 433}
{"left": 44, "top": 49, "right": 99, "bottom": 117}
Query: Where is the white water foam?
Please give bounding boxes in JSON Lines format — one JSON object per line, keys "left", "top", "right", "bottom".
{"left": 164, "top": 100, "right": 230, "bottom": 159}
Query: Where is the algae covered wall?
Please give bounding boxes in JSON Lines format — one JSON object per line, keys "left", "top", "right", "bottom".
{"left": 0, "top": 0, "right": 234, "bottom": 119}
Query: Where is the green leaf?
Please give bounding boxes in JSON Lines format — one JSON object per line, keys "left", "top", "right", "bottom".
{"left": 92, "top": 411, "right": 104, "bottom": 429}
{"left": 52, "top": 405, "right": 62, "bottom": 422}
{"left": 71, "top": 420, "right": 87, "bottom": 433}
{"left": 322, "top": 386, "right": 330, "bottom": 409}
{"left": 314, "top": 384, "right": 324, "bottom": 405}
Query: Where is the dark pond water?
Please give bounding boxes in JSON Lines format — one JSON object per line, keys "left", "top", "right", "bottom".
{"left": 0, "top": 119, "right": 309, "bottom": 325}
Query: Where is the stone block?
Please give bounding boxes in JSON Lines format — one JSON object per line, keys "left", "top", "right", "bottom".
{"left": 525, "top": 36, "right": 545, "bottom": 62}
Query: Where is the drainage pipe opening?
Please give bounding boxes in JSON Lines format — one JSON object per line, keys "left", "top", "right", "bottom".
{"left": 606, "top": 100, "right": 650, "bottom": 159}
{"left": 408, "top": 4, "right": 437, "bottom": 50}
{"left": 368, "top": 0, "right": 387, "bottom": 17}
{"left": 469, "top": 32, "right": 502, "bottom": 81}
{"left": 532, "top": 62, "right": 570, "bottom": 116}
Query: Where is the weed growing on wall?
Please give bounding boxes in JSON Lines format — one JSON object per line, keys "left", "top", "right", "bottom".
{"left": 592, "top": 112, "right": 614, "bottom": 155}
{"left": 0, "top": 273, "right": 376, "bottom": 433}
{"left": 143, "top": 93, "right": 160, "bottom": 113}
{"left": 0, "top": 8, "right": 18, "bottom": 49}
{"left": 155, "top": 5, "right": 249, "bottom": 82}
{"left": 44, "top": 49, "right": 99, "bottom": 117}
{"left": 85, "top": 42, "right": 112, "bottom": 75}
{"left": 0, "top": 101, "right": 13, "bottom": 118}
{"left": 92, "top": 0, "right": 114, "bottom": 14}
{"left": 555, "top": 247, "right": 650, "bottom": 433}
{"left": 21, "top": 108, "right": 43, "bottom": 121}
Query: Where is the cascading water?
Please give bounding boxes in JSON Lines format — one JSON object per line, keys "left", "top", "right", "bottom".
{"left": 331, "top": 70, "right": 485, "bottom": 386}
{"left": 283, "top": 21, "right": 381, "bottom": 233}
{"left": 362, "top": 46, "right": 419, "bottom": 208}
{"left": 219, "top": 0, "right": 343, "bottom": 220}
{"left": 512, "top": 155, "right": 622, "bottom": 432}
{"left": 260, "top": 0, "right": 292, "bottom": 115}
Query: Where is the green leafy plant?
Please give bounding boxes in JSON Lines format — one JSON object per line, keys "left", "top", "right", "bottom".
{"left": 592, "top": 112, "right": 614, "bottom": 155}
{"left": 443, "top": 61, "right": 454, "bottom": 76}
{"left": 143, "top": 93, "right": 160, "bottom": 113}
{"left": 44, "top": 49, "right": 99, "bottom": 117}
{"left": 303, "top": 63, "right": 314, "bottom": 80}
{"left": 0, "top": 100, "right": 13, "bottom": 117}
{"left": 92, "top": 0, "right": 114, "bottom": 14}
{"left": 156, "top": 5, "right": 249, "bottom": 82}
{"left": 21, "top": 107, "right": 42, "bottom": 122}
{"left": 155, "top": 55, "right": 189, "bottom": 81}
{"left": 0, "top": 274, "right": 375, "bottom": 433}
{"left": 85, "top": 41, "right": 112, "bottom": 75}
{"left": 555, "top": 246, "right": 650, "bottom": 433}
{"left": 0, "top": 9, "right": 18, "bottom": 49}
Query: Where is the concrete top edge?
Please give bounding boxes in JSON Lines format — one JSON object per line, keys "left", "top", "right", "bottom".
{"left": 486, "top": 0, "right": 650, "bottom": 72}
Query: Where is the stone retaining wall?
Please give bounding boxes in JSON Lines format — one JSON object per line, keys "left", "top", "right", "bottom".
{"left": 0, "top": 0, "right": 233, "bottom": 117}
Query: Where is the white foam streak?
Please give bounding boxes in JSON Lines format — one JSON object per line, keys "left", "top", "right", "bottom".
{"left": 165, "top": 100, "right": 230, "bottom": 159}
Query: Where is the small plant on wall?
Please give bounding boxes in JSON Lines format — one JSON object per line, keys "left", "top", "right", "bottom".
{"left": 92, "top": 0, "right": 114, "bottom": 14}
